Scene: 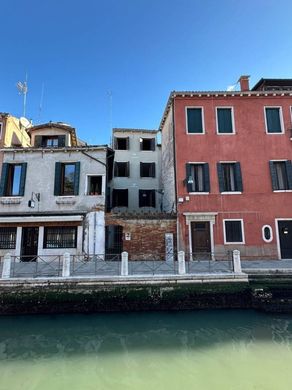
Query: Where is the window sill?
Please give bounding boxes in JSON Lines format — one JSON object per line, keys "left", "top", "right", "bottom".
{"left": 216, "top": 132, "right": 236, "bottom": 135}
{"left": 1, "top": 197, "right": 22, "bottom": 205}
{"left": 188, "top": 192, "right": 210, "bottom": 195}
{"left": 221, "top": 192, "right": 242, "bottom": 195}
{"left": 266, "top": 132, "right": 285, "bottom": 135}
{"left": 86, "top": 193, "right": 104, "bottom": 196}
{"left": 56, "top": 197, "right": 76, "bottom": 205}
{"left": 273, "top": 190, "right": 292, "bottom": 193}
{"left": 224, "top": 242, "right": 245, "bottom": 245}
{"left": 186, "top": 131, "right": 205, "bottom": 135}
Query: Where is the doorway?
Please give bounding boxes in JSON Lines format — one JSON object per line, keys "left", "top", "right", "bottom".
{"left": 21, "top": 227, "right": 39, "bottom": 261}
{"left": 191, "top": 222, "right": 211, "bottom": 255}
{"left": 105, "top": 225, "right": 123, "bottom": 258}
{"left": 278, "top": 221, "right": 292, "bottom": 259}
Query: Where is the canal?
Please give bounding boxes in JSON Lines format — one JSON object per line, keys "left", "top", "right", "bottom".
{"left": 0, "top": 310, "right": 291, "bottom": 389}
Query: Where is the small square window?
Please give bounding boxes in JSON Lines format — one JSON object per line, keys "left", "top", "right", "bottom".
{"left": 269, "top": 160, "right": 292, "bottom": 191}
{"left": 265, "top": 107, "right": 283, "bottom": 133}
{"left": 217, "top": 108, "right": 234, "bottom": 134}
{"left": 87, "top": 176, "right": 102, "bottom": 195}
{"left": 140, "top": 162, "right": 156, "bottom": 178}
{"left": 112, "top": 189, "right": 128, "bottom": 207}
{"left": 114, "top": 137, "right": 129, "bottom": 150}
{"left": 140, "top": 138, "right": 155, "bottom": 151}
{"left": 186, "top": 108, "right": 204, "bottom": 134}
{"left": 224, "top": 220, "right": 244, "bottom": 244}
{"left": 139, "top": 189, "right": 155, "bottom": 207}
{"left": 114, "top": 162, "right": 129, "bottom": 177}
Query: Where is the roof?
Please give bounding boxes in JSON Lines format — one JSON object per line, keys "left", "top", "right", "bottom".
{"left": 28, "top": 122, "right": 78, "bottom": 146}
{"left": 113, "top": 128, "right": 158, "bottom": 134}
{"left": 0, "top": 145, "right": 110, "bottom": 153}
{"left": 252, "top": 78, "right": 292, "bottom": 91}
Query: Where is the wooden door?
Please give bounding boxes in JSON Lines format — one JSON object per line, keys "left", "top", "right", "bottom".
{"left": 278, "top": 221, "right": 292, "bottom": 259}
{"left": 191, "top": 222, "right": 211, "bottom": 254}
{"left": 21, "top": 227, "right": 39, "bottom": 261}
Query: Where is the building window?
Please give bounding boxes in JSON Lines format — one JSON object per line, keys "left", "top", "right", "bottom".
{"left": 140, "top": 138, "right": 155, "bottom": 151}
{"left": 0, "top": 163, "right": 27, "bottom": 197}
{"left": 139, "top": 189, "right": 155, "bottom": 207}
{"left": 114, "top": 137, "right": 129, "bottom": 150}
{"left": 87, "top": 176, "right": 102, "bottom": 195}
{"left": 112, "top": 189, "right": 128, "bottom": 207}
{"left": 185, "top": 163, "right": 210, "bottom": 193}
{"left": 216, "top": 108, "right": 235, "bottom": 134}
{"left": 54, "top": 162, "right": 80, "bottom": 196}
{"left": 140, "top": 162, "right": 156, "bottom": 178}
{"left": 114, "top": 162, "right": 130, "bottom": 177}
{"left": 269, "top": 161, "right": 292, "bottom": 191}
{"left": 217, "top": 162, "right": 243, "bottom": 192}
{"left": 265, "top": 107, "right": 283, "bottom": 134}
{"left": 186, "top": 107, "right": 204, "bottom": 134}
{"left": 34, "top": 135, "right": 66, "bottom": 147}
{"left": 44, "top": 226, "right": 77, "bottom": 248}
{"left": 224, "top": 220, "right": 244, "bottom": 244}
{"left": 0, "top": 227, "right": 17, "bottom": 249}
{"left": 0, "top": 123, "right": 2, "bottom": 139}
{"left": 262, "top": 225, "right": 273, "bottom": 243}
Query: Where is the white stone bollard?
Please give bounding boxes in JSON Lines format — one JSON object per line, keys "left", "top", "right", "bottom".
{"left": 233, "top": 250, "right": 242, "bottom": 273}
{"left": 62, "top": 252, "right": 71, "bottom": 277}
{"left": 2, "top": 253, "right": 12, "bottom": 279}
{"left": 178, "top": 251, "right": 186, "bottom": 275}
{"left": 121, "top": 251, "right": 128, "bottom": 276}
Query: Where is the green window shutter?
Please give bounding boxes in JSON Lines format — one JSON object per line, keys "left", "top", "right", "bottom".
{"left": 0, "top": 163, "right": 9, "bottom": 196}
{"left": 19, "top": 163, "right": 27, "bottom": 196}
{"left": 185, "top": 164, "right": 192, "bottom": 192}
{"left": 235, "top": 162, "right": 243, "bottom": 192}
{"left": 266, "top": 108, "right": 282, "bottom": 133}
{"left": 187, "top": 108, "right": 203, "bottom": 133}
{"left": 217, "top": 108, "right": 233, "bottom": 133}
{"left": 203, "top": 163, "right": 210, "bottom": 192}
{"left": 58, "top": 135, "right": 66, "bottom": 147}
{"left": 217, "top": 163, "right": 225, "bottom": 192}
{"left": 34, "top": 136, "right": 43, "bottom": 147}
{"left": 269, "top": 161, "right": 278, "bottom": 190}
{"left": 151, "top": 163, "right": 156, "bottom": 178}
{"left": 285, "top": 160, "right": 292, "bottom": 190}
{"left": 74, "top": 162, "right": 80, "bottom": 195}
{"left": 54, "top": 162, "right": 62, "bottom": 196}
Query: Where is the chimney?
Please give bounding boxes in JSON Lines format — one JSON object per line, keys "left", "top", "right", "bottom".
{"left": 238, "top": 75, "right": 250, "bottom": 91}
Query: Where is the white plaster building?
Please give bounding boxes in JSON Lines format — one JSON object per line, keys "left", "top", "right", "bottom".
{"left": 110, "top": 128, "right": 162, "bottom": 212}
{"left": 0, "top": 122, "right": 113, "bottom": 259}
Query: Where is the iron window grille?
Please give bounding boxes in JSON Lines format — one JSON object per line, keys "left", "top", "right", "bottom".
{"left": 0, "top": 227, "right": 17, "bottom": 249}
{"left": 44, "top": 226, "right": 77, "bottom": 248}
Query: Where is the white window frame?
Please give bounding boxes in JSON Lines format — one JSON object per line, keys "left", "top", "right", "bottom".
{"left": 219, "top": 161, "right": 242, "bottom": 194}
{"left": 85, "top": 174, "right": 105, "bottom": 196}
{"left": 262, "top": 225, "right": 273, "bottom": 243}
{"left": 223, "top": 219, "right": 245, "bottom": 245}
{"left": 185, "top": 106, "right": 205, "bottom": 135}
{"left": 187, "top": 161, "right": 209, "bottom": 194}
{"left": 216, "top": 107, "right": 235, "bottom": 135}
{"left": 264, "top": 106, "right": 284, "bottom": 134}
{"left": 269, "top": 159, "right": 292, "bottom": 192}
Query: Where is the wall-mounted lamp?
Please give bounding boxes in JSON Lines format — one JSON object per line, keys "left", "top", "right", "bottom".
{"left": 28, "top": 192, "right": 41, "bottom": 208}
{"left": 187, "top": 176, "right": 194, "bottom": 184}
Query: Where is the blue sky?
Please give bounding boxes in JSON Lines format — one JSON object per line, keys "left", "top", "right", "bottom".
{"left": 1, "top": 0, "right": 292, "bottom": 144}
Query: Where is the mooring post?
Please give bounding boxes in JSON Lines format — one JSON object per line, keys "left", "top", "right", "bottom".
{"left": 233, "top": 250, "right": 242, "bottom": 273}
{"left": 121, "top": 251, "right": 128, "bottom": 276}
{"left": 178, "top": 251, "right": 186, "bottom": 275}
{"left": 2, "top": 253, "right": 12, "bottom": 279}
{"left": 62, "top": 252, "right": 71, "bottom": 277}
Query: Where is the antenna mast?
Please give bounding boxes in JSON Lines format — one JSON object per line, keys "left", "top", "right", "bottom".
{"left": 38, "top": 82, "right": 45, "bottom": 123}
{"left": 16, "top": 73, "right": 28, "bottom": 117}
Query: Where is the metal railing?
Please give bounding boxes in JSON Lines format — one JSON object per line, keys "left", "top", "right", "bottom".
{"left": 71, "top": 254, "right": 121, "bottom": 277}
{"left": 10, "top": 255, "right": 62, "bottom": 278}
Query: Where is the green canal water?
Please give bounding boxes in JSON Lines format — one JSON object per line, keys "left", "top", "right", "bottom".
{"left": 0, "top": 310, "right": 292, "bottom": 390}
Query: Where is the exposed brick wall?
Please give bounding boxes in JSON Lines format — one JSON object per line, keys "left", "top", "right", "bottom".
{"left": 105, "top": 213, "right": 177, "bottom": 260}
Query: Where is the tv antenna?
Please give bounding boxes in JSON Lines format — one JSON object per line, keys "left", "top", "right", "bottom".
{"left": 38, "top": 82, "right": 45, "bottom": 123}
{"left": 16, "top": 73, "right": 28, "bottom": 117}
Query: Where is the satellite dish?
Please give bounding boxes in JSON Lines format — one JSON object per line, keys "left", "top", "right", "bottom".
{"left": 19, "top": 117, "right": 31, "bottom": 128}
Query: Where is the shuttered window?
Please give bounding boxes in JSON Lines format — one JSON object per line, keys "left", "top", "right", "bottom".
{"left": 140, "top": 138, "right": 155, "bottom": 151}
{"left": 114, "top": 137, "right": 129, "bottom": 150}
{"left": 224, "top": 220, "right": 244, "bottom": 243}
{"left": 265, "top": 108, "right": 283, "bottom": 133}
{"left": 54, "top": 162, "right": 80, "bottom": 196}
{"left": 269, "top": 160, "right": 292, "bottom": 190}
{"left": 112, "top": 189, "right": 128, "bottom": 207}
{"left": 140, "top": 162, "right": 156, "bottom": 178}
{"left": 139, "top": 189, "right": 156, "bottom": 207}
{"left": 34, "top": 135, "right": 66, "bottom": 147}
{"left": 217, "top": 108, "right": 234, "bottom": 134}
{"left": 0, "top": 163, "right": 27, "bottom": 196}
{"left": 186, "top": 108, "right": 204, "bottom": 134}
{"left": 114, "top": 162, "right": 130, "bottom": 177}
{"left": 217, "top": 162, "right": 243, "bottom": 192}
{"left": 185, "top": 163, "right": 210, "bottom": 192}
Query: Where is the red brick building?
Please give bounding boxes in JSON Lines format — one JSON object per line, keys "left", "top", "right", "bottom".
{"left": 160, "top": 76, "right": 292, "bottom": 260}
